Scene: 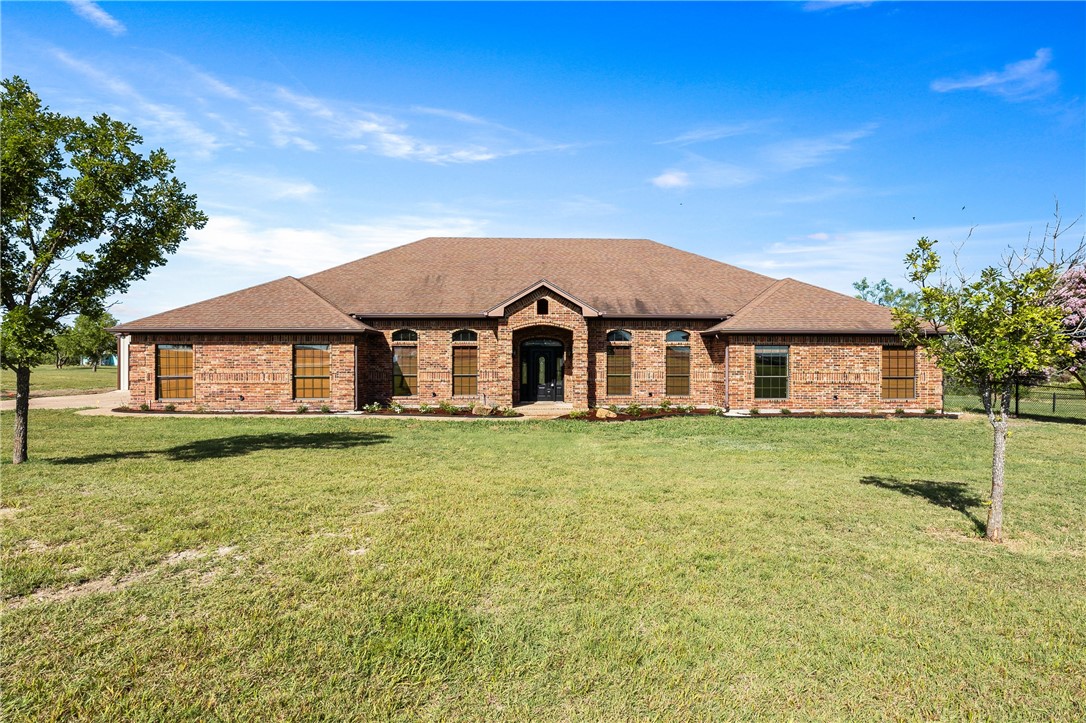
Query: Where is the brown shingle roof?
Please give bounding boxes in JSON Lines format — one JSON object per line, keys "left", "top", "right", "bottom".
{"left": 703, "top": 278, "right": 897, "bottom": 334}
{"left": 301, "top": 237, "right": 777, "bottom": 317}
{"left": 113, "top": 276, "right": 374, "bottom": 333}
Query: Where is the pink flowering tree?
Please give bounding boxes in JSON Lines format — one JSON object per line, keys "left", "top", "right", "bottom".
{"left": 1052, "top": 267, "right": 1086, "bottom": 396}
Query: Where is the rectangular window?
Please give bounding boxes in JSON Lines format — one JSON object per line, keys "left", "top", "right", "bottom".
{"left": 754, "top": 345, "right": 788, "bottom": 399}
{"left": 607, "top": 345, "right": 632, "bottom": 396}
{"left": 293, "top": 344, "right": 330, "bottom": 399}
{"left": 156, "top": 344, "right": 193, "bottom": 400}
{"left": 665, "top": 345, "right": 691, "bottom": 396}
{"left": 882, "top": 347, "right": 916, "bottom": 399}
{"left": 392, "top": 346, "right": 417, "bottom": 396}
{"left": 452, "top": 346, "right": 478, "bottom": 396}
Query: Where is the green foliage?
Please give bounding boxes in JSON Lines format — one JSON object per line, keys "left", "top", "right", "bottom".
{"left": 163, "top": 404, "right": 176, "bottom": 413}
{"left": 780, "top": 408, "right": 792, "bottom": 415}
{"left": 319, "top": 404, "right": 332, "bottom": 414}
{"left": 295, "top": 405, "right": 309, "bottom": 414}
{"left": 57, "top": 311, "right": 118, "bottom": 369}
{"left": 567, "top": 409, "right": 589, "bottom": 419}
{"left": 0, "top": 76, "right": 206, "bottom": 371}
{"left": 895, "top": 236, "right": 1077, "bottom": 418}
{"left": 853, "top": 277, "right": 919, "bottom": 312}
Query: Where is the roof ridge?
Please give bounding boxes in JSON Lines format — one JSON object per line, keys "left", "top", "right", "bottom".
{"left": 118, "top": 276, "right": 295, "bottom": 326}
{"left": 291, "top": 276, "right": 368, "bottom": 328}
{"left": 725, "top": 277, "right": 791, "bottom": 323}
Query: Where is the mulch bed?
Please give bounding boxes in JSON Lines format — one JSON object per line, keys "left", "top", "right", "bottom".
{"left": 112, "top": 407, "right": 524, "bottom": 418}
{"left": 559, "top": 410, "right": 955, "bottom": 422}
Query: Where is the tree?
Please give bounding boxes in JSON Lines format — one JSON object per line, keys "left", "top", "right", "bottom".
{"left": 1, "top": 76, "right": 207, "bottom": 463}
{"left": 1051, "top": 267, "right": 1086, "bottom": 396}
{"left": 63, "top": 311, "right": 120, "bottom": 371}
{"left": 895, "top": 219, "right": 1083, "bottom": 543}
{"left": 852, "top": 277, "right": 918, "bottom": 311}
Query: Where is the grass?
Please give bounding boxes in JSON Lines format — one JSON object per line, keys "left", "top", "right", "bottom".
{"left": 0, "top": 364, "right": 117, "bottom": 397}
{"left": 945, "top": 388, "right": 1086, "bottom": 423}
{"left": 2, "top": 411, "right": 1084, "bottom": 719}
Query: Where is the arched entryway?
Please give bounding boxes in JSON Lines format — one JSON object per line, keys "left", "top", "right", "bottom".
{"left": 519, "top": 338, "right": 565, "bottom": 402}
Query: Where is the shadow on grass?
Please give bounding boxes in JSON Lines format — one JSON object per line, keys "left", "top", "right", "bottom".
{"left": 53, "top": 431, "right": 392, "bottom": 464}
{"left": 1012, "top": 413, "right": 1086, "bottom": 426}
{"left": 860, "top": 475, "right": 986, "bottom": 534}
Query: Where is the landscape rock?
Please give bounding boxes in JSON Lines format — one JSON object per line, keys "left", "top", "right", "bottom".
{"left": 594, "top": 408, "right": 618, "bottom": 419}
{"left": 472, "top": 404, "right": 494, "bottom": 416}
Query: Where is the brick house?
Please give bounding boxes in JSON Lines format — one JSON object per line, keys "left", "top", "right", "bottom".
{"left": 113, "top": 237, "right": 942, "bottom": 412}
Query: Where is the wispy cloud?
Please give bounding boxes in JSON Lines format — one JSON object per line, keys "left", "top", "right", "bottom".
{"left": 658, "top": 122, "right": 762, "bottom": 146}
{"left": 182, "top": 214, "right": 489, "bottom": 273}
{"left": 802, "top": 1, "right": 874, "bottom": 12}
{"left": 732, "top": 221, "right": 1032, "bottom": 293}
{"left": 762, "top": 125, "right": 876, "bottom": 172}
{"left": 931, "top": 49, "right": 1059, "bottom": 102}
{"left": 51, "top": 49, "right": 223, "bottom": 158}
{"left": 651, "top": 125, "right": 873, "bottom": 191}
{"left": 66, "top": 0, "right": 125, "bottom": 36}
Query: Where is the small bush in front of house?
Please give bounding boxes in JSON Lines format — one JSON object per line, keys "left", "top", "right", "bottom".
{"left": 296, "top": 404, "right": 309, "bottom": 414}
{"left": 749, "top": 407, "right": 760, "bottom": 415}
{"left": 320, "top": 404, "right": 332, "bottom": 414}
{"left": 925, "top": 408, "right": 938, "bottom": 415}
{"left": 139, "top": 403, "right": 150, "bottom": 411}
{"left": 362, "top": 402, "right": 382, "bottom": 413}
{"left": 264, "top": 406, "right": 275, "bottom": 414}
{"left": 658, "top": 398, "right": 673, "bottom": 411}
{"left": 779, "top": 408, "right": 791, "bottom": 415}
{"left": 500, "top": 407, "right": 518, "bottom": 417}
{"left": 568, "top": 409, "right": 589, "bottom": 419}
{"left": 194, "top": 404, "right": 207, "bottom": 413}
{"left": 418, "top": 403, "right": 434, "bottom": 414}
{"left": 164, "top": 403, "right": 176, "bottom": 412}
{"left": 894, "top": 408, "right": 906, "bottom": 416}
{"left": 624, "top": 402, "right": 643, "bottom": 417}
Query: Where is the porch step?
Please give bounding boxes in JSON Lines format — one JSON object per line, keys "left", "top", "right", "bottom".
{"left": 514, "top": 402, "right": 574, "bottom": 419}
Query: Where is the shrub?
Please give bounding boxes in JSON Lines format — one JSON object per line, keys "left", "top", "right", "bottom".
{"left": 748, "top": 407, "right": 760, "bottom": 415}
{"left": 418, "top": 403, "right": 434, "bottom": 414}
{"left": 568, "top": 409, "right": 589, "bottom": 419}
{"left": 296, "top": 404, "right": 309, "bottom": 414}
{"left": 117, "top": 403, "right": 130, "bottom": 411}
{"left": 438, "top": 400, "right": 458, "bottom": 414}
{"left": 320, "top": 404, "right": 332, "bottom": 414}
{"left": 163, "top": 403, "right": 176, "bottom": 412}
{"left": 362, "top": 402, "right": 382, "bottom": 413}
{"left": 264, "top": 406, "right": 275, "bottom": 414}
{"left": 925, "top": 407, "right": 938, "bottom": 415}
{"left": 500, "top": 407, "right": 518, "bottom": 417}
{"left": 139, "top": 403, "right": 150, "bottom": 411}
{"left": 894, "top": 408, "right": 906, "bottom": 416}
{"left": 194, "top": 404, "right": 207, "bottom": 413}
{"left": 779, "top": 408, "right": 791, "bottom": 415}
{"left": 624, "top": 402, "right": 643, "bottom": 417}
{"left": 389, "top": 402, "right": 405, "bottom": 414}
{"left": 658, "top": 398, "right": 673, "bottom": 411}
{"left": 607, "top": 404, "right": 620, "bottom": 413}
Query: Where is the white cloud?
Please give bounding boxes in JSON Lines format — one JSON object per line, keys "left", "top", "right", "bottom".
{"left": 802, "top": 1, "right": 874, "bottom": 11}
{"left": 732, "top": 221, "right": 1034, "bottom": 293}
{"left": 931, "top": 49, "right": 1059, "bottom": 102}
{"left": 181, "top": 214, "right": 489, "bottom": 274}
{"left": 51, "top": 49, "right": 222, "bottom": 158}
{"left": 67, "top": 0, "right": 125, "bottom": 36}
{"left": 659, "top": 123, "right": 762, "bottom": 146}
{"left": 217, "top": 172, "right": 319, "bottom": 201}
{"left": 762, "top": 125, "right": 876, "bottom": 172}
{"left": 651, "top": 170, "right": 691, "bottom": 189}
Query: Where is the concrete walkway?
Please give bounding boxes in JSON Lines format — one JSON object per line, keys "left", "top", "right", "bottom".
{"left": 0, "top": 389, "right": 130, "bottom": 415}
{"left": 0, "top": 392, "right": 571, "bottom": 420}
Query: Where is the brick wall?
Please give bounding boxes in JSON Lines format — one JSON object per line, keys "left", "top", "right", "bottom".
{"left": 723, "top": 334, "right": 943, "bottom": 412}
{"left": 586, "top": 319, "right": 720, "bottom": 407}
{"left": 128, "top": 334, "right": 358, "bottom": 412}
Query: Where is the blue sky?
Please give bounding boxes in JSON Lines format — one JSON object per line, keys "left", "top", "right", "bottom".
{"left": 3, "top": 1, "right": 1084, "bottom": 321}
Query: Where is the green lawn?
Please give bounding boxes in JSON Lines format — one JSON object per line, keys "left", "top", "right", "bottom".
{"left": 1, "top": 364, "right": 117, "bottom": 396}
{"left": 2, "top": 412, "right": 1084, "bottom": 720}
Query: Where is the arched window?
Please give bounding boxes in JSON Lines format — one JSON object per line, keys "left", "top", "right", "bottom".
{"left": 665, "top": 329, "right": 690, "bottom": 342}
{"left": 392, "top": 329, "right": 418, "bottom": 342}
{"left": 536, "top": 298, "right": 549, "bottom": 315}
{"left": 606, "top": 329, "right": 632, "bottom": 395}
{"left": 607, "top": 329, "right": 632, "bottom": 343}
{"left": 452, "top": 329, "right": 477, "bottom": 342}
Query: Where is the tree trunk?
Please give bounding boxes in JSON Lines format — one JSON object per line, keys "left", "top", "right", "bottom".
{"left": 12, "top": 366, "right": 31, "bottom": 464}
{"left": 981, "top": 379, "right": 1013, "bottom": 543}
{"left": 987, "top": 419, "right": 1007, "bottom": 542}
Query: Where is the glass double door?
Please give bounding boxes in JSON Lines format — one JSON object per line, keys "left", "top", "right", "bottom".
{"left": 521, "top": 341, "right": 564, "bottom": 402}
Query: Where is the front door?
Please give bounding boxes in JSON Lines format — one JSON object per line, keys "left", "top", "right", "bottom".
{"left": 521, "top": 341, "right": 565, "bottom": 402}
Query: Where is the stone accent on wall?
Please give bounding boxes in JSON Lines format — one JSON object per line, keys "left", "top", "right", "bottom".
{"left": 128, "top": 333, "right": 358, "bottom": 412}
